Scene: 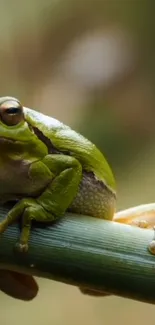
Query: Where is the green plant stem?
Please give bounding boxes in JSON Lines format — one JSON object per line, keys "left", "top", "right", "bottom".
{"left": 0, "top": 203, "right": 155, "bottom": 304}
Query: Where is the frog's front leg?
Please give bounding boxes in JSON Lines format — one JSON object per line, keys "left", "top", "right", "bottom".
{"left": 0, "top": 154, "right": 82, "bottom": 252}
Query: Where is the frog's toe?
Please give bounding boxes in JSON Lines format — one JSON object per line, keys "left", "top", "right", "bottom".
{"left": 132, "top": 219, "right": 149, "bottom": 228}
{"left": 148, "top": 239, "right": 155, "bottom": 255}
{"left": 15, "top": 241, "right": 29, "bottom": 253}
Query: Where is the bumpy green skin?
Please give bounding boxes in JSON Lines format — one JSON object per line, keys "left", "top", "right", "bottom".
{"left": 0, "top": 96, "right": 116, "bottom": 251}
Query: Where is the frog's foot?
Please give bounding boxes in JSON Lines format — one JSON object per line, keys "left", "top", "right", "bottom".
{"left": 147, "top": 225, "right": 155, "bottom": 256}
{"left": 131, "top": 219, "right": 149, "bottom": 228}
{"left": 0, "top": 198, "right": 55, "bottom": 253}
{"left": 15, "top": 242, "right": 29, "bottom": 253}
{"left": 114, "top": 204, "right": 155, "bottom": 230}
{"left": 148, "top": 240, "right": 155, "bottom": 255}
{"left": 14, "top": 201, "right": 54, "bottom": 253}
{"left": 0, "top": 216, "right": 29, "bottom": 253}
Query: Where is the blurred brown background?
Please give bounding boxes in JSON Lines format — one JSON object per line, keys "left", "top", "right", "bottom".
{"left": 1, "top": 0, "right": 155, "bottom": 324}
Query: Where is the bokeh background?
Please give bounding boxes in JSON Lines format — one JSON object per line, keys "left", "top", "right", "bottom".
{"left": 1, "top": 0, "right": 155, "bottom": 324}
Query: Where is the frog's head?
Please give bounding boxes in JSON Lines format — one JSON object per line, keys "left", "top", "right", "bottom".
{"left": 0, "top": 96, "right": 47, "bottom": 158}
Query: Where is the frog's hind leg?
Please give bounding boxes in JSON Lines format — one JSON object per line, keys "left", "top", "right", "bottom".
{"left": 114, "top": 203, "right": 155, "bottom": 229}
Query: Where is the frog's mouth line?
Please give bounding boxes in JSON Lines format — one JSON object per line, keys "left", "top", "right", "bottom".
{"left": 0, "top": 137, "right": 26, "bottom": 145}
{"left": 0, "top": 136, "right": 34, "bottom": 144}
{"left": 0, "top": 137, "right": 16, "bottom": 144}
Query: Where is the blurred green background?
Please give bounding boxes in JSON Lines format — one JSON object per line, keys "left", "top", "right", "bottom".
{"left": 1, "top": 0, "right": 155, "bottom": 324}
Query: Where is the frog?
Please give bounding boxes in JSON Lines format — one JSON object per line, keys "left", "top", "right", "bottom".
{"left": 0, "top": 96, "right": 116, "bottom": 252}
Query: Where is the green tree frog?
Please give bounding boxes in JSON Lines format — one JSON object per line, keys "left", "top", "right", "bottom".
{"left": 0, "top": 96, "right": 116, "bottom": 252}
{"left": 0, "top": 96, "right": 155, "bottom": 299}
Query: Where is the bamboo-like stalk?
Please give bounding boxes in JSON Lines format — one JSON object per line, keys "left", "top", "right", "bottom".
{"left": 0, "top": 203, "right": 155, "bottom": 304}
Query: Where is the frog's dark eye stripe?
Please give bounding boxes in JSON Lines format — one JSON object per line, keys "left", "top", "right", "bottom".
{"left": 0, "top": 99, "right": 24, "bottom": 126}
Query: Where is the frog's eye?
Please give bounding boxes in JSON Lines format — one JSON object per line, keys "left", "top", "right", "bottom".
{"left": 0, "top": 100, "right": 24, "bottom": 126}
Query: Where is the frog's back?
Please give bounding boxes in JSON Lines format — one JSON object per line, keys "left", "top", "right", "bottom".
{"left": 25, "top": 107, "right": 116, "bottom": 195}
{"left": 25, "top": 107, "right": 116, "bottom": 219}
